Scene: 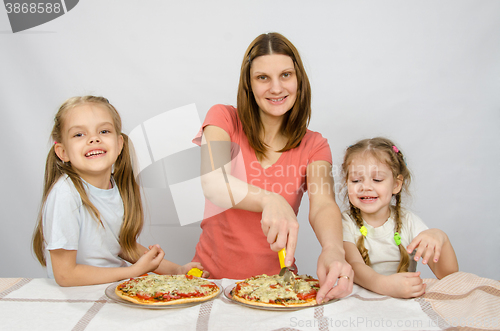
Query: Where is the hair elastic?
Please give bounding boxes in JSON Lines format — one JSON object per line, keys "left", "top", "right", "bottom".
{"left": 359, "top": 226, "right": 367, "bottom": 237}
{"left": 394, "top": 232, "right": 401, "bottom": 246}
{"left": 392, "top": 145, "right": 408, "bottom": 165}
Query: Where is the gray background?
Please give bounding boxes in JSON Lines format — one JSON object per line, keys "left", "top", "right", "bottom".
{"left": 1, "top": 0, "right": 499, "bottom": 280}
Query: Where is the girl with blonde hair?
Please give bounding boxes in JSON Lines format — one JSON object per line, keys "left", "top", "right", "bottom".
{"left": 342, "top": 137, "right": 458, "bottom": 298}
{"left": 32, "top": 96, "right": 206, "bottom": 286}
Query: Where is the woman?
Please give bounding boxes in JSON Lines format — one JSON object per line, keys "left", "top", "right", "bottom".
{"left": 193, "top": 32, "right": 353, "bottom": 302}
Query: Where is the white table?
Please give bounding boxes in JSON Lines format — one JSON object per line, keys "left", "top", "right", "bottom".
{"left": 0, "top": 272, "right": 498, "bottom": 330}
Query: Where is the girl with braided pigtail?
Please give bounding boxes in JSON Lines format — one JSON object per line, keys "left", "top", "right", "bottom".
{"left": 341, "top": 137, "right": 458, "bottom": 298}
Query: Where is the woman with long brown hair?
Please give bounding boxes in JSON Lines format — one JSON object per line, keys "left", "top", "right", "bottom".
{"left": 194, "top": 33, "right": 353, "bottom": 302}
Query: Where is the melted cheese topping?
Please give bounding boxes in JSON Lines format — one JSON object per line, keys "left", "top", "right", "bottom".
{"left": 235, "top": 274, "right": 318, "bottom": 303}
{"left": 119, "top": 275, "right": 216, "bottom": 297}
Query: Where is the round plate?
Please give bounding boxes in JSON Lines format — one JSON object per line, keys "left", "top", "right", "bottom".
{"left": 105, "top": 281, "right": 222, "bottom": 309}
{"left": 223, "top": 283, "right": 339, "bottom": 311}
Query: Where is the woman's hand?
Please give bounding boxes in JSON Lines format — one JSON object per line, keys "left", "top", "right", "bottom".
{"left": 381, "top": 272, "right": 426, "bottom": 298}
{"left": 260, "top": 193, "right": 299, "bottom": 267}
{"left": 305, "top": 161, "right": 353, "bottom": 302}
{"left": 315, "top": 247, "right": 354, "bottom": 303}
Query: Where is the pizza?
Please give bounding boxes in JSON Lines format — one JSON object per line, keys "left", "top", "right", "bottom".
{"left": 115, "top": 274, "right": 220, "bottom": 305}
{"left": 231, "top": 274, "right": 320, "bottom": 307}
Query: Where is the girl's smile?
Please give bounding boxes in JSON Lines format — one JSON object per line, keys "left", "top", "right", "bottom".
{"left": 85, "top": 149, "right": 107, "bottom": 158}
{"left": 358, "top": 196, "right": 379, "bottom": 203}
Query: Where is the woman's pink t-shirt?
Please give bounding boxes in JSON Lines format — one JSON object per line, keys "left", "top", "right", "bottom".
{"left": 192, "top": 104, "right": 332, "bottom": 279}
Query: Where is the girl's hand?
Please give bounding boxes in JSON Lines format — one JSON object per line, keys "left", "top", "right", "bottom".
{"left": 260, "top": 193, "right": 299, "bottom": 267}
{"left": 406, "top": 229, "right": 447, "bottom": 265}
{"left": 315, "top": 248, "right": 354, "bottom": 303}
{"left": 178, "top": 262, "right": 210, "bottom": 278}
{"left": 132, "top": 244, "right": 165, "bottom": 275}
{"left": 382, "top": 272, "right": 426, "bottom": 298}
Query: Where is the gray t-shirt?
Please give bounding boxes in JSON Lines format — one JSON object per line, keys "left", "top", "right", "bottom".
{"left": 43, "top": 175, "right": 126, "bottom": 278}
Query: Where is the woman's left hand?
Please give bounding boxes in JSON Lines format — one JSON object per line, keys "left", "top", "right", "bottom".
{"left": 315, "top": 248, "right": 354, "bottom": 303}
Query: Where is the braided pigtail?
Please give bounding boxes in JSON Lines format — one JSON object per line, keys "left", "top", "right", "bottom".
{"left": 394, "top": 192, "right": 410, "bottom": 273}
{"left": 350, "top": 203, "right": 371, "bottom": 266}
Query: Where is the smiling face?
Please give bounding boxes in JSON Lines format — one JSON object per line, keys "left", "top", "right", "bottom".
{"left": 347, "top": 155, "right": 403, "bottom": 226}
{"left": 55, "top": 103, "right": 123, "bottom": 189}
{"left": 250, "top": 54, "right": 298, "bottom": 122}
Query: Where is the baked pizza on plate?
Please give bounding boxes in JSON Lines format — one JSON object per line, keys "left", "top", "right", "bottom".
{"left": 113, "top": 274, "right": 220, "bottom": 306}
{"left": 228, "top": 274, "right": 321, "bottom": 308}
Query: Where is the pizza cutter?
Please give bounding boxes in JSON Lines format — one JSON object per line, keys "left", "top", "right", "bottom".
{"left": 278, "top": 248, "right": 296, "bottom": 289}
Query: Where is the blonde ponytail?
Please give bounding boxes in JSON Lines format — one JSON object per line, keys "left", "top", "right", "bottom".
{"left": 114, "top": 133, "right": 143, "bottom": 262}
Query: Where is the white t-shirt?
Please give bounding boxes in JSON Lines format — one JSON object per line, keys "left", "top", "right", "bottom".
{"left": 342, "top": 208, "right": 429, "bottom": 275}
{"left": 43, "top": 175, "right": 127, "bottom": 278}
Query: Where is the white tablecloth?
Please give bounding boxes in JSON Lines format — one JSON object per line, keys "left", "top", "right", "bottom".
{"left": 0, "top": 272, "right": 498, "bottom": 330}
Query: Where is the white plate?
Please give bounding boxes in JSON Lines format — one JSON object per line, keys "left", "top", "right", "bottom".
{"left": 105, "top": 281, "right": 222, "bottom": 309}
{"left": 223, "top": 283, "right": 339, "bottom": 311}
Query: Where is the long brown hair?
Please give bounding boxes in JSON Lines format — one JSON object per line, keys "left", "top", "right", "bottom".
{"left": 32, "top": 96, "right": 143, "bottom": 266}
{"left": 237, "top": 32, "right": 311, "bottom": 161}
{"left": 342, "top": 137, "right": 411, "bottom": 273}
